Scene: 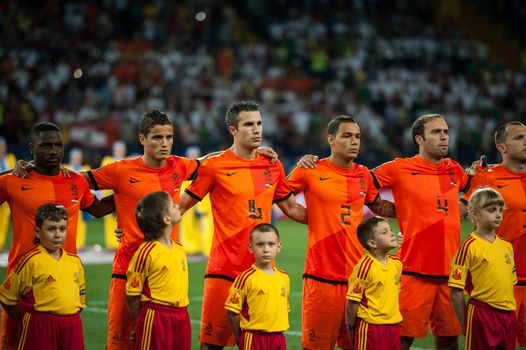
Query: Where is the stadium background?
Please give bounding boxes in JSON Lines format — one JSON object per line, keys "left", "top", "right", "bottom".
{"left": 1, "top": 0, "right": 526, "bottom": 348}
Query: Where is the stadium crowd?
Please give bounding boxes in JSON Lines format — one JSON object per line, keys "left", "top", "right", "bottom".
{"left": 1, "top": 0, "right": 525, "bottom": 171}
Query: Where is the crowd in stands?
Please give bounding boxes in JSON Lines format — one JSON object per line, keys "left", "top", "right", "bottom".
{"left": 1, "top": 0, "right": 525, "bottom": 171}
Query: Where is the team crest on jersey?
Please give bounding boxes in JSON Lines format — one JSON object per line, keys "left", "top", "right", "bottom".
{"left": 130, "top": 278, "right": 140, "bottom": 288}
{"left": 74, "top": 271, "right": 80, "bottom": 283}
{"left": 359, "top": 177, "right": 366, "bottom": 190}
{"left": 2, "top": 277, "right": 11, "bottom": 290}
{"left": 263, "top": 167, "right": 272, "bottom": 182}
{"left": 70, "top": 183, "right": 78, "bottom": 200}
{"left": 352, "top": 282, "right": 363, "bottom": 294}
{"left": 112, "top": 333, "right": 119, "bottom": 345}
{"left": 229, "top": 292, "right": 240, "bottom": 304}
{"left": 181, "top": 259, "right": 186, "bottom": 271}
{"left": 394, "top": 274, "right": 401, "bottom": 285}
{"left": 451, "top": 267, "right": 462, "bottom": 280}
{"left": 172, "top": 173, "right": 181, "bottom": 189}
{"left": 281, "top": 286, "right": 286, "bottom": 297}
{"left": 505, "top": 253, "right": 511, "bottom": 264}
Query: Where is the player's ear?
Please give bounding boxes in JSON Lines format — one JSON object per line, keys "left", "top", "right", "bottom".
{"left": 496, "top": 142, "right": 506, "bottom": 154}
{"left": 28, "top": 142, "right": 34, "bottom": 155}
{"left": 34, "top": 226, "right": 41, "bottom": 239}
{"left": 247, "top": 241, "right": 253, "bottom": 253}
{"left": 277, "top": 241, "right": 282, "bottom": 253}
{"left": 327, "top": 134, "right": 334, "bottom": 147}
{"left": 414, "top": 135, "right": 424, "bottom": 147}
{"left": 228, "top": 125, "right": 237, "bottom": 137}
{"left": 139, "top": 133, "right": 147, "bottom": 146}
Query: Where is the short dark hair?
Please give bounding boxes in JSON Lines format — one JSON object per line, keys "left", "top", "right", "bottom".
{"left": 138, "top": 110, "right": 172, "bottom": 137}
{"left": 327, "top": 115, "right": 358, "bottom": 136}
{"left": 135, "top": 191, "right": 172, "bottom": 241}
{"left": 250, "top": 223, "right": 280, "bottom": 241}
{"left": 225, "top": 101, "right": 260, "bottom": 129}
{"left": 357, "top": 216, "right": 387, "bottom": 251}
{"left": 495, "top": 121, "right": 525, "bottom": 145}
{"left": 34, "top": 203, "right": 68, "bottom": 244}
{"left": 30, "top": 122, "right": 61, "bottom": 142}
{"left": 411, "top": 114, "right": 444, "bottom": 147}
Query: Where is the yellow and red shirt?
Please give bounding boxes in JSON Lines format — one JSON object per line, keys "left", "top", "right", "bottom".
{"left": 225, "top": 265, "right": 290, "bottom": 332}
{"left": 88, "top": 155, "right": 198, "bottom": 275}
{"left": 346, "top": 253, "right": 403, "bottom": 324}
{"left": 449, "top": 233, "right": 516, "bottom": 311}
{"left": 287, "top": 159, "right": 378, "bottom": 282}
{"left": 186, "top": 150, "right": 292, "bottom": 279}
{"left": 371, "top": 156, "right": 469, "bottom": 277}
{"left": 126, "top": 240, "right": 189, "bottom": 307}
{"left": 0, "top": 245, "right": 86, "bottom": 315}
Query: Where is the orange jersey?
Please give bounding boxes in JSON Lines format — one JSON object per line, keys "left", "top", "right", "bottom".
{"left": 287, "top": 159, "right": 378, "bottom": 282}
{"left": 371, "top": 156, "right": 469, "bottom": 277}
{"left": 0, "top": 171, "right": 95, "bottom": 270}
{"left": 461, "top": 164, "right": 526, "bottom": 282}
{"left": 88, "top": 156, "right": 198, "bottom": 275}
{"left": 186, "top": 149, "right": 292, "bottom": 279}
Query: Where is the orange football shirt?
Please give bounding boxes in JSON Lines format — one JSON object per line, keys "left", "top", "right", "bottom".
{"left": 0, "top": 171, "right": 95, "bottom": 270}
{"left": 186, "top": 149, "right": 292, "bottom": 279}
{"left": 371, "top": 156, "right": 469, "bottom": 277}
{"left": 287, "top": 159, "right": 378, "bottom": 282}
{"left": 461, "top": 164, "right": 526, "bottom": 283}
{"left": 88, "top": 155, "right": 198, "bottom": 275}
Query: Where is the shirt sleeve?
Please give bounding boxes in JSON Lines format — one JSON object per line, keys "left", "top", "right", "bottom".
{"left": 182, "top": 157, "right": 199, "bottom": 181}
{"left": 186, "top": 158, "right": 215, "bottom": 201}
{"left": 370, "top": 160, "right": 398, "bottom": 189}
{"left": 448, "top": 248, "right": 470, "bottom": 290}
{"left": 510, "top": 244, "right": 518, "bottom": 286}
{"left": 77, "top": 175, "right": 96, "bottom": 210}
{"left": 272, "top": 161, "right": 293, "bottom": 202}
{"left": 224, "top": 275, "right": 247, "bottom": 314}
{"left": 346, "top": 261, "right": 368, "bottom": 303}
{"left": 126, "top": 251, "right": 148, "bottom": 297}
{"left": 364, "top": 169, "right": 380, "bottom": 205}
{"left": 0, "top": 271, "right": 22, "bottom": 306}
{"left": 79, "top": 263, "right": 86, "bottom": 309}
{"left": 286, "top": 166, "right": 308, "bottom": 194}
{"left": 89, "top": 161, "right": 119, "bottom": 191}
{"left": 460, "top": 171, "right": 486, "bottom": 205}
{"left": 286, "top": 274, "right": 291, "bottom": 313}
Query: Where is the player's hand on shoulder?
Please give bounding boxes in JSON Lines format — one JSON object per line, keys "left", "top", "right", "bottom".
{"left": 397, "top": 232, "right": 404, "bottom": 246}
{"left": 256, "top": 147, "right": 279, "bottom": 163}
{"left": 114, "top": 227, "right": 123, "bottom": 243}
{"left": 60, "top": 165, "right": 73, "bottom": 178}
{"left": 12, "top": 160, "right": 34, "bottom": 178}
{"left": 465, "top": 155, "right": 489, "bottom": 176}
{"left": 297, "top": 154, "right": 319, "bottom": 169}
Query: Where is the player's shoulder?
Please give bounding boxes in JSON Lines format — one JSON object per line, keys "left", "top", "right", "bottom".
{"left": 387, "top": 254, "right": 402, "bottom": 262}
{"left": 198, "top": 150, "right": 227, "bottom": 167}
{"left": 276, "top": 267, "right": 288, "bottom": 276}
{"left": 12, "top": 247, "right": 42, "bottom": 273}
{"left": 64, "top": 251, "right": 84, "bottom": 265}
{"left": 232, "top": 266, "right": 258, "bottom": 289}
{"left": 130, "top": 241, "right": 157, "bottom": 272}
{"left": 354, "top": 254, "right": 375, "bottom": 278}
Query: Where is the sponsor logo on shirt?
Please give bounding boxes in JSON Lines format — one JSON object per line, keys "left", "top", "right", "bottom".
{"left": 128, "top": 178, "right": 143, "bottom": 184}
{"left": 257, "top": 289, "right": 265, "bottom": 296}
{"left": 46, "top": 275, "right": 56, "bottom": 283}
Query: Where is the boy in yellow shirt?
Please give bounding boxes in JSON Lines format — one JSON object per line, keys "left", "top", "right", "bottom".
{"left": 346, "top": 216, "right": 402, "bottom": 349}
{"left": 126, "top": 191, "right": 190, "bottom": 350}
{"left": 225, "top": 223, "right": 290, "bottom": 350}
{"left": 0, "top": 203, "right": 86, "bottom": 350}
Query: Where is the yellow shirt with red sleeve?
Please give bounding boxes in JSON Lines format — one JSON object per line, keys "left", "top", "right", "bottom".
{"left": 185, "top": 150, "right": 292, "bottom": 280}
{"left": 126, "top": 240, "right": 189, "bottom": 307}
{"left": 371, "top": 156, "right": 469, "bottom": 278}
{"left": 0, "top": 245, "right": 86, "bottom": 315}
{"left": 88, "top": 155, "right": 198, "bottom": 275}
{"left": 0, "top": 171, "right": 96, "bottom": 271}
{"left": 449, "top": 233, "right": 516, "bottom": 311}
{"left": 347, "top": 253, "right": 403, "bottom": 324}
{"left": 461, "top": 164, "right": 526, "bottom": 284}
{"left": 225, "top": 265, "right": 290, "bottom": 332}
{"left": 287, "top": 159, "right": 378, "bottom": 282}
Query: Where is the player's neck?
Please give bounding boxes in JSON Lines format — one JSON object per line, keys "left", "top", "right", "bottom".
{"left": 35, "top": 165, "right": 61, "bottom": 176}
{"left": 501, "top": 158, "right": 526, "bottom": 173}
{"left": 255, "top": 261, "right": 275, "bottom": 275}
{"left": 230, "top": 145, "right": 257, "bottom": 160}
{"left": 141, "top": 155, "right": 166, "bottom": 169}
{"left": 157, "top": 233, "right": 172, "bottom": 248}
{"left": 418, "top": 152, "right": 443, "bottom": 164}
{"left": 44, "top": 246, "right": 63, "bottom": 260}
{"left": 329, "top": 154, "right": 354, "bottom": 168}
{"left": 370, "top": 250, "right": 388, "bottom": 265}
{"left": 474, "top": 229, "right": 496, "bottom": 243}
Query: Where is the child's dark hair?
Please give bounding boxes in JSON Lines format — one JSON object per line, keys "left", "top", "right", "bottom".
{"left": 135, "top": 191, "right": 172, "bottom": 241}
{"left": 33, "top": 203, "right": 68, "bottom": 244}
{"left": 357, "top": 216, "right": 387, "bottom": 251}
{"left": 250, "top": 223, "right": 279, "bottom": 241}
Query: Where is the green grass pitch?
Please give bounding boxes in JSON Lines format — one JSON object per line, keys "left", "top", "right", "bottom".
{"left": 1, "top": 218, "right": 524, "bottom": 349}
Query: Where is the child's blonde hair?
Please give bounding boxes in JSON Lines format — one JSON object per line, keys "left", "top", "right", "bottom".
{"left": 468, "top": 187, "right": 505, "bottom": 226}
